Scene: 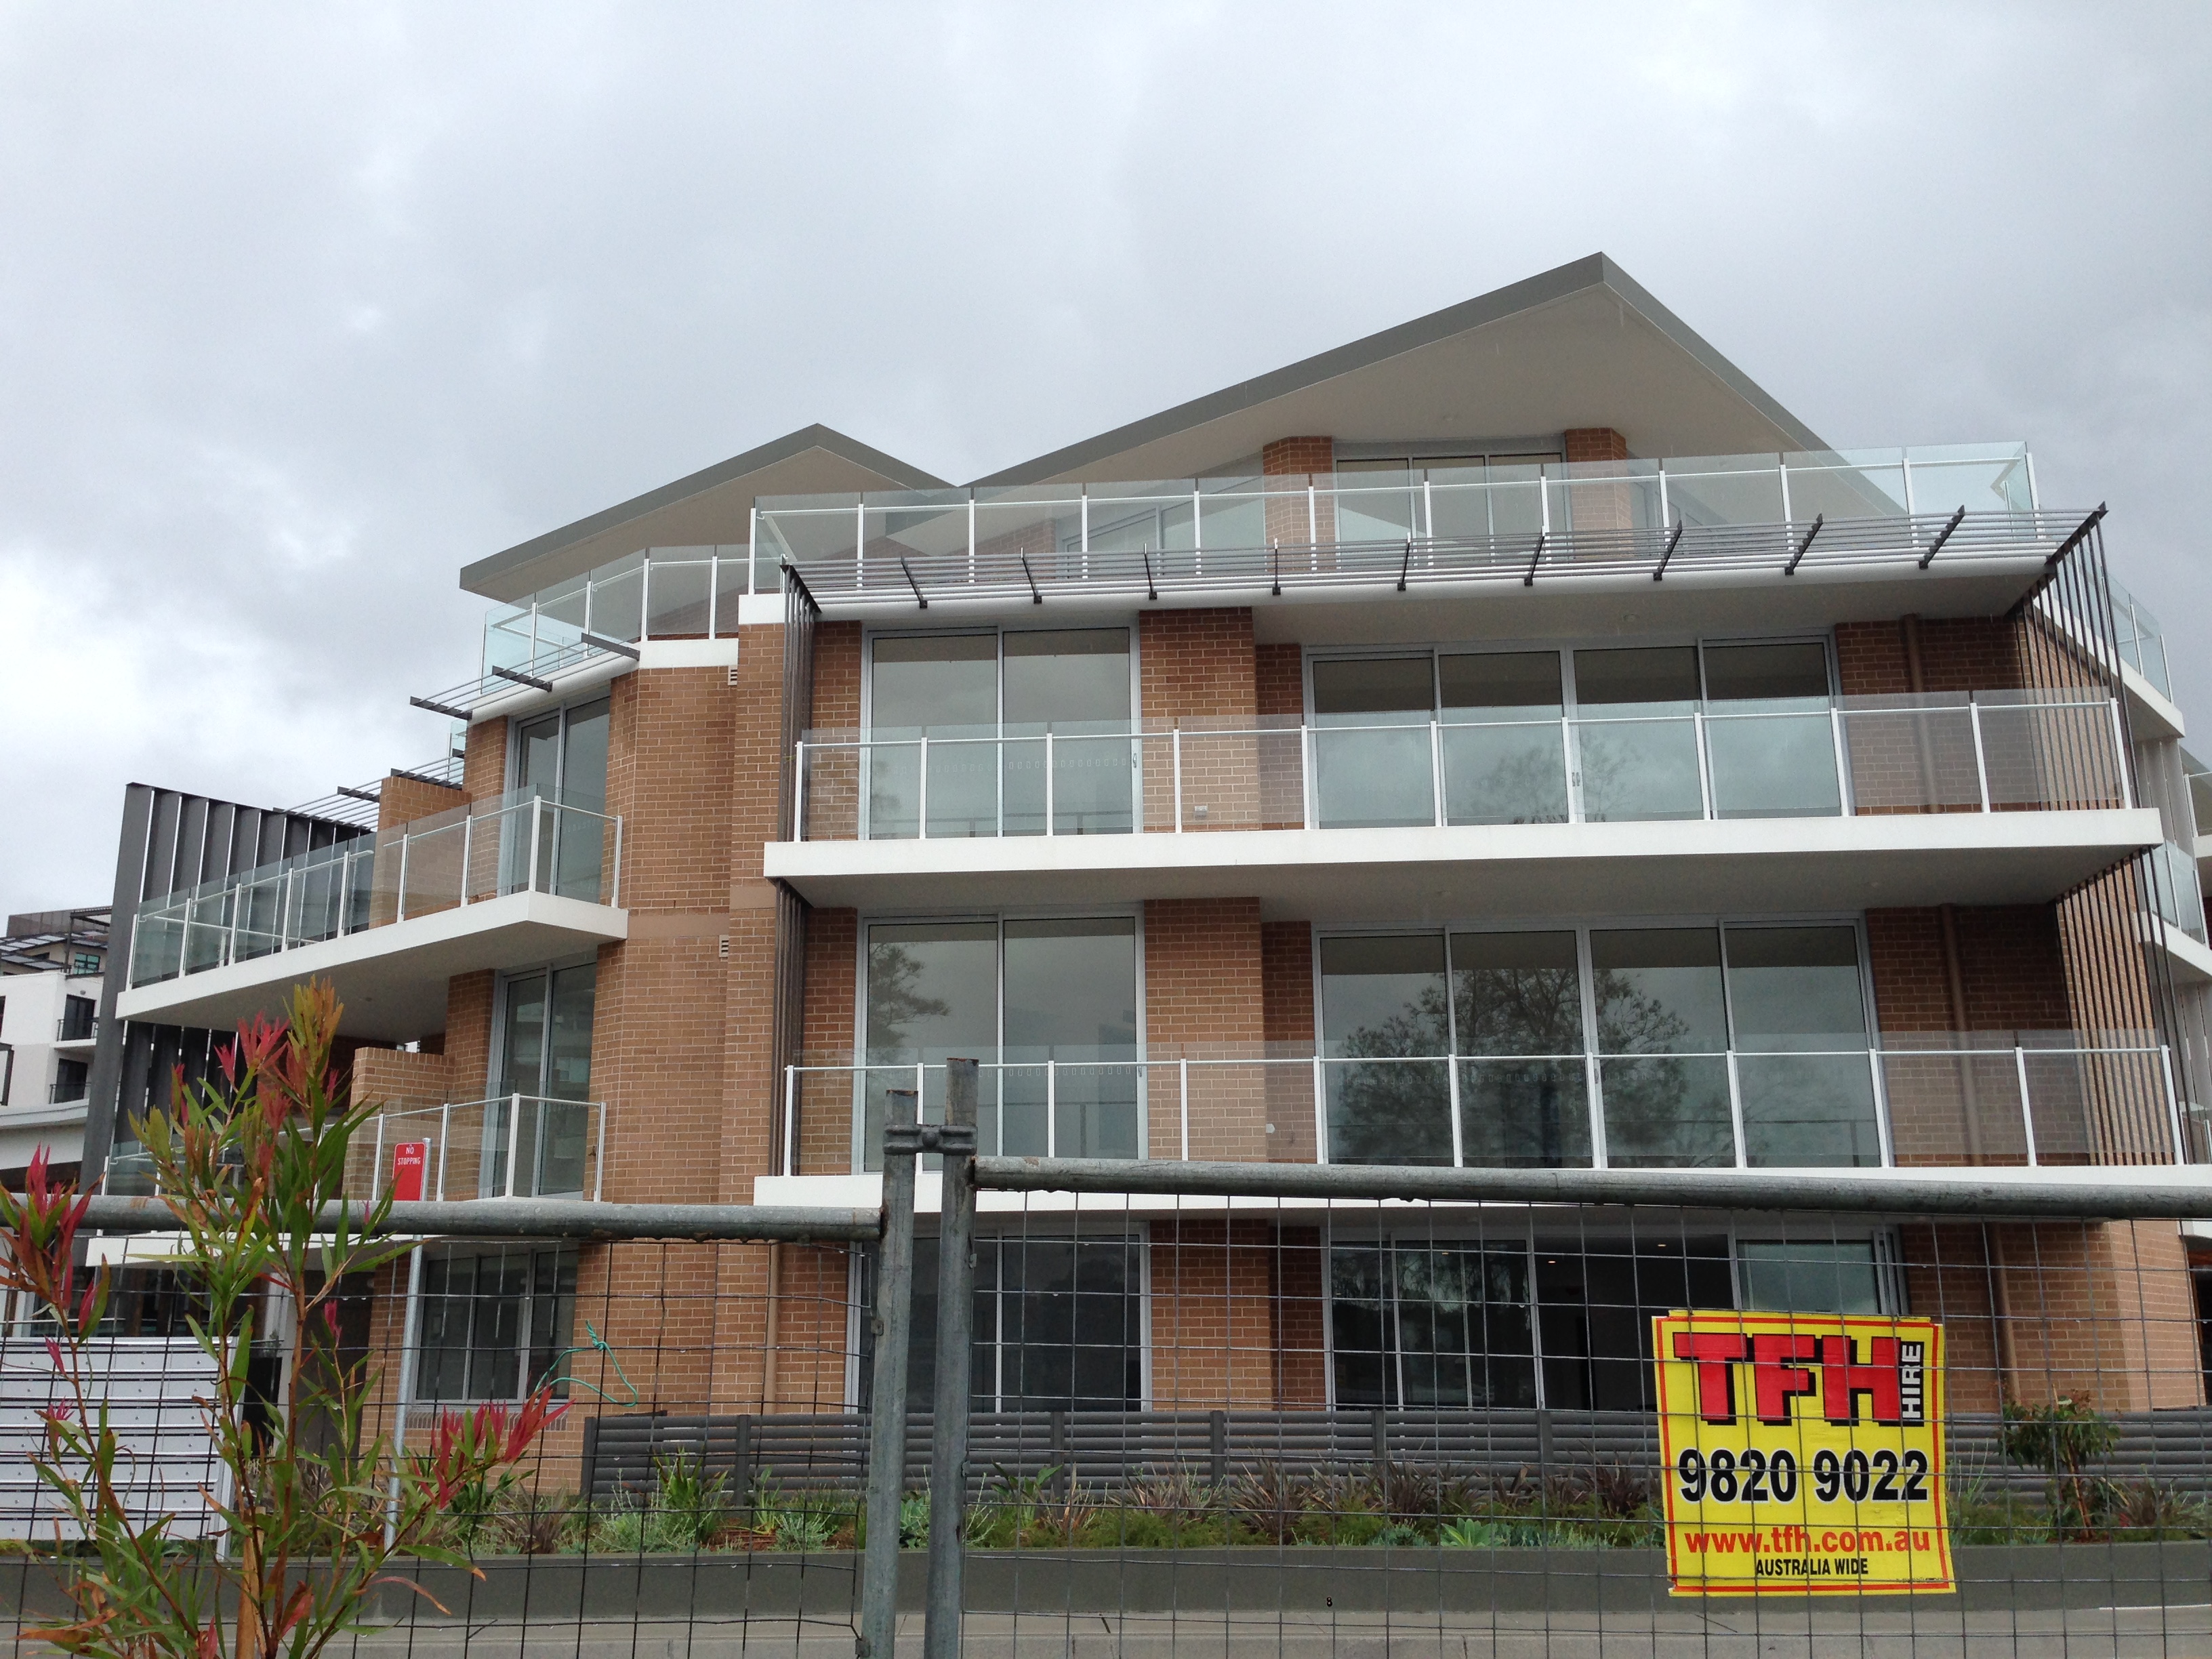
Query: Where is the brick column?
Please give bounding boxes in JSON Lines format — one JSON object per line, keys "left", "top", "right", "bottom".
{"left": 1262, "top": 436, "right": 1332, "bottom": 548}
{"left": 1563, "top": 428, "right": 1629, "bottom": 463}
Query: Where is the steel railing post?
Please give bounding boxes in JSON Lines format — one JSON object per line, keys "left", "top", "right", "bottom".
{"left": 1044, "top": 729, "right": 1055, "bottom": 837}
{"left": 1302, "top": 724, "right": 1315, "bottom": 828}
{"left": 1180, "top": 1057, "right": 1190, "bottom": 1162}
{"left": 861, "top": 1086, "right": 920, "bottom": 1659}
{"left": 2109, "top": 698, "right": 2133, "bottom": 808}
{"left": 784, "top": 1065, "right": 798, "bottom": 1178}
{"left": 918, "top": 735, "right": 930, "bottom": 840}
{"left": 2158, "top": 1044, "right": 2184, "bottom": 1164}
{"left": 396, "top": 830, "right": 411, "bottom": 923}
{"left": 461, "top": 811, "right": 474, "bottom": 906}
{"left": 795, "top": 739, "right": 807, "bottom": 840}
{"left": 437, "top": 1103, "right": 450, "bottom": 1200}
{"left": 2015, "top": 1046, "right": 2037, "bottom": 1166}
{"left": 1046, "top": 1058, "right": 1057, "bottom": 1158}
{"left": 1172, "top": 728, "right": 1183, "bottom": 832}
{"left": 1693, "top": 710, "right": 1713, "bottom": 819}
{"left": 371, "top": 1113, "right": 386, "bottom": 1205}
{"left": 1430, "top": 718, "right": 1444, "bottom": 827}
{"left": 506, "top": 1091, "right": 523, "bottom": 1199}
{"left": 610, "top": 813, "right": 623, "bottom": 907}
{"left": 528, "top": 798, "right": 544, "bottom": 896}
{"left": 1312, "top": 1054, "right": 1326, "bottom": 1163}
{"left": 1969, "top": 699, "right": 1992, "bottom": 813}
{"left": 922, "top": 1059, "right": 980, "bottom": 1659}
{"left": 1831, "top": 705, "right": 1852, "bottom": 815}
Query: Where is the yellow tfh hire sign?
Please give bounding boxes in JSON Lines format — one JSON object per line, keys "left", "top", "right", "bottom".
{"left": 1652, "top": 1313, "right": 1952, "bottom": 1596}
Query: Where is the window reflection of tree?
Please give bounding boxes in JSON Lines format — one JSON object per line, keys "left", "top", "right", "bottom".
{"left": 1594, "top": 969, "right": 1731, "bottom": 1166}
{"left": 1454, "top": 952, "right": 1584, "bottom": 1166}
{"left": 864, "top": 943, "right": 950, "bottom": 1060}
{"left": 1445, "top": 732, "right": 1569, "bottom": 824}
{"left": 1331, "top": 983, "right": 1452, "bottom": 1166}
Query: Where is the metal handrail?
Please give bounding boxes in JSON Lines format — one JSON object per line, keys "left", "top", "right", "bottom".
{"left": 791, "top": 692, "right": 2128, "bottom": 841}
{"left": 363, "top": 1094, "right": 607, "bottom": 1204}
{"left": 777, "top": 1040, "right": 2187, "bottom": 1176}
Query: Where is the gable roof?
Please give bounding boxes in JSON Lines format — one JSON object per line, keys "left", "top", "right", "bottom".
{"left": 975, "top": 253, "right": 1826, "bottom": 485}
{"left": 461, "top": 424, "right": 947, "bottom": 601}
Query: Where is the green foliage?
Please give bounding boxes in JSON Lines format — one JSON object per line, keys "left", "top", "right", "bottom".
{"left": 2001, "top": 1394, "right": 2123, "bottom": 1539}
{"left": 649, "top": 1453, "right": 733, "bottom": 1551}
{"left": 898, "top": 1493, "right": 930, "bottom": 1549}
{"left": 0, "top": 981, "right": 565, "bottom": 1659}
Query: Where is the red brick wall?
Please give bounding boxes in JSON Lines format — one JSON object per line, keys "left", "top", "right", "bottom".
{"left": 1261, "top": 921, "right": 1315, "bottom": 1046}
{"left": 1835, "top": 617, "right": 2021, "bottom": 696}
{"left": 1563, "top": 428, "right": 1629, "bottom": 463}
{"left": 376, "top": 772, "right": 467, "bottom": 832}
{"left": 1145, "top": 898, "right": 1269, "bottom": 1162}
{"left": 1866, "top": 907, "right": 2072, "bottom": 1035}
{"left": 1139, "top": 609, "right": 1257, "bottom": 723}
{"left": 1262, "top": 436, "right": 1333, "bottom": 476}
{"left": 812, "top": 621, "right": 863, "bottom": 732}
{"left": 464, "top": 718, "right": 508, "bottom": 803}
{"left": 443, "top": 971, "right": 495, "bottom": 1100}
{"left": 1147, "top": 1219, "right": 1291, "bottom": 1408}
{"left": 1255, "top": 642, "right": 1303, "bottom": 719}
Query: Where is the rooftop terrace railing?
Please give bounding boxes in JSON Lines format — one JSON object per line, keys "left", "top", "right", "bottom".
{"left": 755, "top": 444, "right": 2066, "bottom": 608}
{"left": 793, "top": 690, "right": 2130, "bottom": 842}
{"left": 2108, "top": 573, "right": 2172, "bottom": 699}
{"left": 781, "top": 1033, "right": 2194, "bottom": 1177}
{"left": 125, "top": 789, "right": 621, "bottom": 991}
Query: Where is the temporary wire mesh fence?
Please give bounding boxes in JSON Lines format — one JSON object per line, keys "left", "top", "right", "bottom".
{"left": 5, "top": 1160, "right": 2212, "bottom": 1656}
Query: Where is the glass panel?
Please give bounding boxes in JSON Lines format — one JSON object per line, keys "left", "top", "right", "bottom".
{"left": 1197, "top": 479, "right": 1266, "bottom": 552}
{"left": 1574, "top": 647, "right": 1702, "bottom": 821}
{"left": 517, "top": 713, "right": 560, "bottom": 798}
{"left": 1724, "top": 926, "right": 1867, "bottom": 1051}
{"left": 545, "top": 963, "right": 596, "bottom": 1102}
{"left": 1002, "top": 918, "right": 1139, "bottom": 1159}
{"left": 863, "top": 492, "right": 971, "bottom": 581}
{"left": 1662, "top": 457, "right": 1786, "bottom": 527}
{"left": 869, "top": 634, "right": 998, "bottom": 838}
{"left": 1549, "top": 459, "right": 1662, "bottom": 538}
{"left": 586, "top": 560, "right": 643, "bottom": 643}
{"left": 863, "top": 920, "right": 997, "bottom": 1167}
{"left": 1002, "top": 629, "right": 1133, "bottom": 836}
{"left": 1536, "top": 1235, "right": 1735, "bottom": 1412}
{"left": 1737, "top": 1054, "right": 1882, "bottom": 1166}
{"left": 714, "top": 550, "right": 750, "bottom": 632}
{"left": 1439, "top": 652, "right": 1567, "bottom": 824}
{"left": 1329, "top": 1244, "right": 1392, "bottom": 1406}
{"left": 754, "top": 501, "right": 861, "bottom": 569}
{"left": 1332, "top": 470, "right": 1420, "bottom": 544}
{"left": 1452, "top": 927, "right": 1590, "bottom": 1168}
{"left": 1701, "top": 641, "right": 1839, "bottom": 819}
{"left": 1084, "top": 485, "right": 1195, "bottom": 554}
{"left": 1780, "top": 452, "right": 1909, "bottom": 520}
{"left": 1740, "top": 1240, "right": 1882, "bottom": 1315}
{"left": 1593, "top": 927, "right": 1733, "bottom": 1168}
{"left": 997, "top": 1236, "right": 1143, "bottom": 1411}
{"left": 644, "top": 557, "right": 712, "bottom": 638}
{"left": 1311, "top": 657, "right": 1435, "bottom": 830}
{"left": 972, "top": 489, "right": 1080, "bottom": 575}
{"left": 536, "top": 577, "right": 587, "bottom": 645}
{"left": 554, "top": 701, "right": 609, "bottom": 895}
{"left": 1392, "top": 1245, "right": 1536, "bottom": 1408}
{"left": 1320, "top": 934, "right": 1452, "bottom": 1164}
{"left": 1908, "top": 449, "right": 2034, "bottom": 515}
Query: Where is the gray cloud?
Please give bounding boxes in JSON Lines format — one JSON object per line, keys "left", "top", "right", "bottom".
{"left": 3, "top": 1, "right": 2208, "bottom": 918}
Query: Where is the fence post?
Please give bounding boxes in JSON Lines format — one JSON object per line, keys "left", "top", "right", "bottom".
{"left": 1208, "top": 1408, "right": 1229, "bottom": 1491}
{"left": 923, "top": 1059, "right": 980, "bottom": 1659}
{"left": 861, "top": 1088, "right": 920, "bottom": 1659}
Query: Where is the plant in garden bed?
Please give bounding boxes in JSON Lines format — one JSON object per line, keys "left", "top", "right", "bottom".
{"left": 2001, "top": 1394, "right": 2121, "bottom": 1540}
{"left": 0, "top": 980, "right": 565, "bottom": 1659}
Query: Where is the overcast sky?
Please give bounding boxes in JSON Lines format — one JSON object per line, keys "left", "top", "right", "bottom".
{"left": 3, "top": 3, "right": 2209, "bottom": 922}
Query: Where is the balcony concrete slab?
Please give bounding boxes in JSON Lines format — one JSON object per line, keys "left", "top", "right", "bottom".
{"left": 116, "top": 890, "right": 628, "bottom": 1043}
{"left": 764, "top": 808, "right": 2163, "bottom": 922}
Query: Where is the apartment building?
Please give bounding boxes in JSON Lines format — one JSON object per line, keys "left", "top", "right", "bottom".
{"left": 1, "top": 907, "right": 108, "bottom": 1181}
{"left": 84, "top": 254, "right": 2212, "bottom": 1439}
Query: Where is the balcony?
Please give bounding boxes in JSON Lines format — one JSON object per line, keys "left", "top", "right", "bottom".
{"left": 769, "top": 691, "right": 2158, "bottom": 917}
{"left": 116, "top": 792, "right": 627, "bottom": 1042}
{"left": 758, "top": 443, "right": 2075, "bottom": 621}
{"left": 771, "top": 1034, "right": 2196, "bottom": 1194}
{"left": 350, "top": 1095, "right": 609, "bottom": 1202}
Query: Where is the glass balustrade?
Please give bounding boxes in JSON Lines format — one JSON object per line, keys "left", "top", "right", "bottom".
{"left": 127, "top": 791, "right": 623, "bottom": 989}
{"left": 793, "top": 692, "right": 2123, "bottom": 842}
{"left": 779, "top": 1033, "right": 2183, "bottom": 1176}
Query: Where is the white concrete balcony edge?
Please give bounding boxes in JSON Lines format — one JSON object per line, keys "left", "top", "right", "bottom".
{"left": 764, "top": 808, "right": 2164, "bottom": 920}
{"left": 116, "top": 889, "right": 628, "bottom": 1042}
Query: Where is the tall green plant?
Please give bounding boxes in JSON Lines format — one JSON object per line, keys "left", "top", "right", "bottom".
{"left": 2000, "top": 1393, "right": 2120, "bottom": 1538}
{"left": 0, "top": 979, "right": 566, "bottom": 1659}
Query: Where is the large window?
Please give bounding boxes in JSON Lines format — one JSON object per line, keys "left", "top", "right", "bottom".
{"left": 1330, "top": 1229, "right": 1895, "bottom": 1412}
{"left": 861, "top": 1233, "right": 1143, "bottom": 1414}
{"left": 861, "top": 915, "right": 1139, "bottom": 1165}
{"left": 1317, "top": 923, "right": 1879, "bottom": 1169}
{"left": 865, "top": 628, "right": 1132, "bottom": 837}
{"left": 489, "top": 962, "right": 596, "bottom": 1197}
{"left": 512, "top": 696, "right": 611, "bottom": 898}
{"left": 1307, "top": 638, "right": 1835, "bottom": 830}
{"left": 412, "top": 1244, "right": 577, "bottom": 1403}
